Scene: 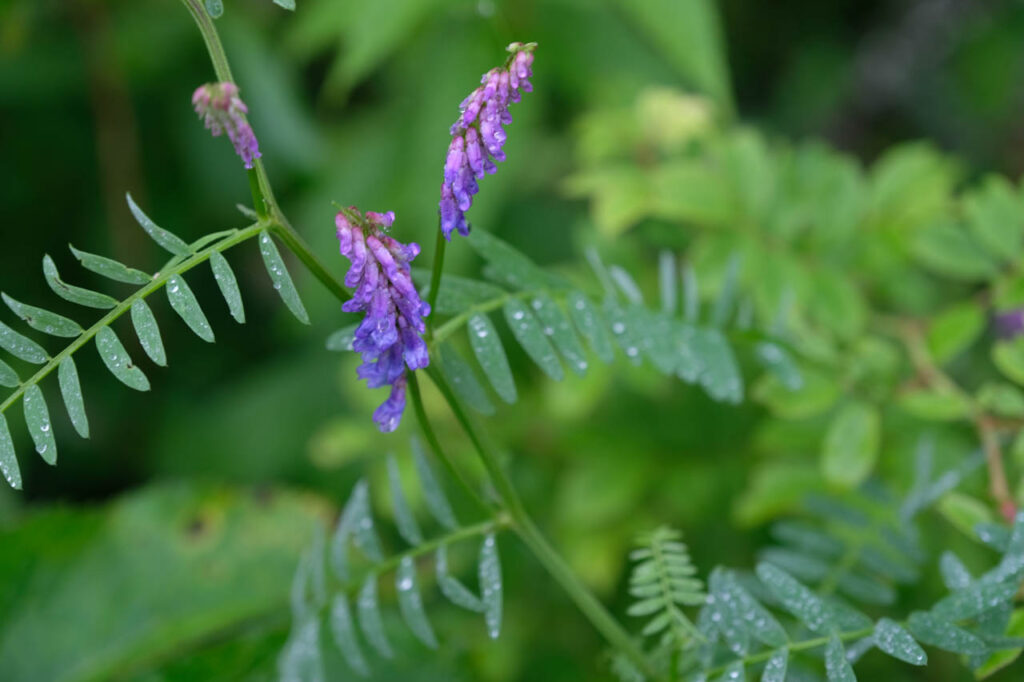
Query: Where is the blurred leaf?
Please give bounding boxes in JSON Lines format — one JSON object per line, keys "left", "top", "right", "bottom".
{"left": 566, "top": 291, "right": 615, "bottom": 365}
{"left": 907, "top": 611, "right": 987, "bottom": 655}
{"left": 974, "top": 608, "right": 1024, "bottom": 678}
{"left": 328, "top": 593, "right": 370, "bottom": 677}
{"left": 438, "top": 343, "right": 495, "bottom": 416}
{"left": 873, "top": 618, "right": 927, "bottom": 666}
{"left": 753, "top": 366, "right": 839, "bottom": 419}
{"left": 938, "top": 492, "right": 993, "bottom": 538}
{"left": 897, "top": 389, "right": 971, "bottom": 421}
{"left": 395, "top": 556, "right": 438, "bottom": 649}
{"left": 609, "top": 0, "right": 733, "bottom": 115}
{"left": 756, "top": 562, "right": 832, "bottom": 632}
{"left": 0, "top": 482, "right": 325, "bottom": 682}
{"left": 467, "top": 313, "right": 517, "bottom": 404}
{"left": 504, "top": 298, "right": 565, "bottom": 381}
{"left": 912, "top": 218, "right": 998, "bottom": 282}
{"left": 822, "top": 401, "right": 880, "bottom": 488}
{"left": 993, "top": 337, "right": 1024, "bottom": 386}
{"left": 650, "top": 160, "right": 736, "bottom": 226}
{"left": 977, "top": 382, "right": 1024, "bottom": 418}
{"left": 824, "top": 633, "right": 855, "bottom": 682}
{"left": 478, "top": 534, "right": 502, "bottom": 640}
{"left": 964, "top": 175, "right": 1024, "bottom": 262}
{"left": 927, "top": 302, "right": 984, "bottom": 363}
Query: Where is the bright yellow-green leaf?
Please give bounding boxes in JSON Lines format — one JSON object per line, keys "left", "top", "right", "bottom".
{"left": 821, "top": 402, "right": 880, "bottom": 488}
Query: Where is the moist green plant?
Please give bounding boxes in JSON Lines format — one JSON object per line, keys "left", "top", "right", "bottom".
{"left": 3, "top": 2, "right": 1024, "bottom": 681}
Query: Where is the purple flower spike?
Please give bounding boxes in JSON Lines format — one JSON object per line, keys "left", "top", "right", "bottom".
{"left": 995, "top": 308, "right": 1024, "bottom": 340}
{"left": 192, "top": 82, "right": 262, "bottom": 169}
{"left": 336, "top": 208, "right": 430, "bottom": 432}
{"left": 439, "top": 42, "right": 536, "bottom": 240}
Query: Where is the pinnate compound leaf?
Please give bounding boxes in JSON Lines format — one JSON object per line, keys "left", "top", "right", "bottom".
{"left": 357, "top": 576, "right": 394, "bottom": 659}
{"left": 125, "top": 193, "right": 191, "bottom": 256}
{"left": 166, "top": 275, "right": 214, "bottom": 343}
{"left": 411, "top": 438, "right": 458, "bottom": 531}
{"left": 387, "top": 455, "right": 423, "bottom": 546}
{"left": 329, "top": 594, "right": 370, "bottom": 677}
{"left": 566, "top": 291, "right": 615, "bottom": 363}
{"left": 0, "top": 358, "right": 18, "bottom": 387}
{"left": 396, "top": 556, "right": 438, "bottom": 649}
{"left": 825, "top": 633, "right": 856, "bottom": 681}
{"left": 424, "top": 273, "right": 504, "bottom": 316}
{"left": 42, "top": 255, "right": 118, "bottom": 310}
{"left": 755, "top": 562, "right": 832, "bottom": 632}
{"left": 761, "top": 649, "right": 788, "bottom": 682}
{"left": 95, "top": 327, "right": 150, "bottom": 392}
{"left": 822, "top": 401, "right": 880, "bottom": 488}
{"left": 439, "top": 343, "right": 495, "bottom": 416}
{"left": 58, "top": 357, "right": 89, "bottom": 438}
{"left": 873, "top": 618, "right": 927, "bottom": 666}
{"left": 23, "top": 384, "right": 56, "bottom": 465}
{"left": 436, "top": 544, "right": 484, "bottom": 612}
{"left": 479, "top": 533, "right": 503, "bottom": 639}
{"left": 2, "top": 293, "right": 82, "bottom": 338}
{"left": 504, "top": 298, "right": 564, "bottom": 381}
{"left": 907, "top": 611, "right": 987, "bottom": 654}
{"left": 0, "top": 320, "right": 47, "bottom": 364}
{"left": 939, "top": 551, "right": 973, "bottom": 590}
{"left": 259, "top": 230, "right": 310, "bottom": 324}
{"left": 530, "top": 293, "right": 589, "bottom": 375}
{"left": 467, "top": 314, "right": 516, "bottom": 404}
{"left": 130, "top": 299, "right": 167, "bottom": 367}
{"left": 69, "top": 245, "right": 151, "bottom": 285}
{"left": 0, "top": 414, "right": 21, "bottom": 489}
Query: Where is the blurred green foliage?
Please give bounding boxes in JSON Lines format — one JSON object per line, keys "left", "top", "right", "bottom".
{"left": 5, "top": 0, "right": 1024, "bottom": 679}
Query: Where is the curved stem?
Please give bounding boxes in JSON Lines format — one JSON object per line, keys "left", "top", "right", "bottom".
{"left": 704, "top": 627, "right": 874, "bottom": 679}
{"left": 269, "top": 221, "right": 350, "bottom": 305}
{"left": 407, "top": 371, "right": 493, "bottom": 514}
{"left": 424, "top": 364, "right": 662, "bottom": 681}
{"left": 425, "top": 226, "right": 448, "bottom": 335}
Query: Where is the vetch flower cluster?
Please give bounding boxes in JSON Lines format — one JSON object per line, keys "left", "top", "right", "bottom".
{"left": 336, "top": 208, "right": 430, "bottom": 432}
{"left": 192, "top": 82, "right": 261, "bottom": 169}
{"left": 439, "top": 42, "right": 537, "bottom": 240}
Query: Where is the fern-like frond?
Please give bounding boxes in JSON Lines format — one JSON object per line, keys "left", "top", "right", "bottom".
{"left": 640, "top": 446, "right": 1023, "bottom": 682}
{"left": 628, "top": 526, "right": 705, "bottom": 651}
{"left": 328, "top": 231, "right": 802, "bottom": 418}
{"left": 0, "top": 194, "right": 310, "bottom": 489}
{"left": 279, "top": 438, "right": 510, "bottom": 679}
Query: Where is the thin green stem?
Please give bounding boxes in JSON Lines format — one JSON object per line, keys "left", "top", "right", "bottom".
{"left": 424, "top": 365, "right": 662, "bottom": 681}
{"left": 0, "top": 224, "right": 265, "bottom": 416}
{"left": 339, "top": 515, "right": 511, "bottom": 592}
{"left": 426, "top": 227, "right": 448, "bottom": 333}
{"left": 248, "top": 168, "right": 268, "bottom": 220}
{"left": 269, "top": 221, "right": 350, "bottom": 304}
{"left": 180, "top": 0, "right": 280, "bottom": 215}
{"left": 704, "top": 627, "right": 874, "bottom": 679}
{"left": 407, "top": 371, "right": 493, "bottom": 514}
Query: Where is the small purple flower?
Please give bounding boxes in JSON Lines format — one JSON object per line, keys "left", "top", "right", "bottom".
{"left": 995, "top": 308, "right": 1024, "bottom": 339}
{"left": 337, "top": 208, "right": 430, "bottom": 432}
{"left": 192, "top": 82, "right": 262, "bottom": 169}
{"left": 439, "top": 42, "right": 536, "bottom": 240}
